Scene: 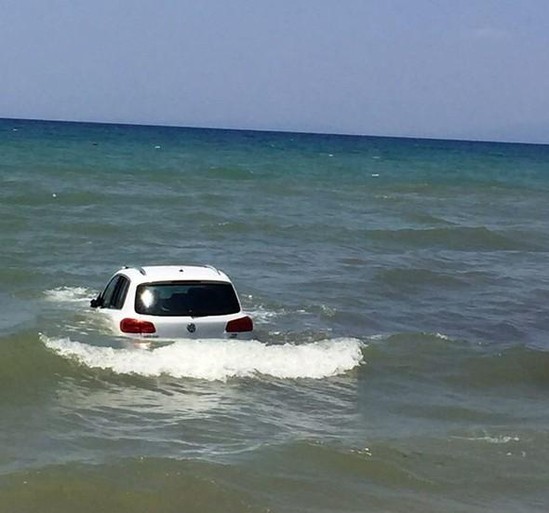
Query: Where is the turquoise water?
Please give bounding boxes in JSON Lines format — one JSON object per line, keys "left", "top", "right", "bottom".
{"left": 1, "top": 118, "right": 549, "bottom": 512}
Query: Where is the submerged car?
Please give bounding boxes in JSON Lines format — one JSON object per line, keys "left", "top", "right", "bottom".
{"left": 90, "top": 265, "right": 253, "bottom": 339}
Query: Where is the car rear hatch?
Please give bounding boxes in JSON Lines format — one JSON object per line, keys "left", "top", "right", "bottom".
{"left": 125, "top": 280, "right": 253, "bottom": 339}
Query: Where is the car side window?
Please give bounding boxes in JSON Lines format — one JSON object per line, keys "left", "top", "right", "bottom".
{"left": 111, "top": 276, "right": 129, "bottom": 310}
{"left": 100, "top": 276, "right": 120, "bottom": 308}
{"left": 100, "top": 275, "right": 129, "bottom": 310}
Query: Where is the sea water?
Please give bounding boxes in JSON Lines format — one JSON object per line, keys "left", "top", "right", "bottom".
{"left": 1, "top": 118, "right": 548, "bottom": 512}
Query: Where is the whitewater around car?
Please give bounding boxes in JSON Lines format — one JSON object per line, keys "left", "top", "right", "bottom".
{"left": 90, "top": 265, "right": 253, "bottom": 339}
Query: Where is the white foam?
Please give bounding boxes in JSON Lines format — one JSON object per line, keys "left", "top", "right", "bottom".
{"left": 433, "top": 332, "right": 451, "bottom": 340}
{"left": 246, "top": 305, "right": 280, "bottom": 324}
{"left": 240, "top": 296, "right": 282, "bottom": 324}
{"left": 367, "top": 333, "right": 391, "bottom": 341}
{"left": 44, "top": 287, "right": 95, "bottom": 303}
{"left": 452, "top": 435, "right": 520, "bottom": 444}
{"left": 367, "top": 332, "right": 451, "bottom": 341}
{"left": 40, "top": 335, "right": 364, "bottom": 381}
{"left": 484, "top": 435, "right": 520, "bottom": 444}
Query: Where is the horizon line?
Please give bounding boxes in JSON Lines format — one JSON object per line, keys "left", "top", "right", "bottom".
{"left": 2, "top": 115, "right": 548, "bottom": 147}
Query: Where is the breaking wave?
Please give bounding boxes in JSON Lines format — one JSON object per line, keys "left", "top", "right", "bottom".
{"left": 40, "top": 335, "right": 364, "bottom": 381}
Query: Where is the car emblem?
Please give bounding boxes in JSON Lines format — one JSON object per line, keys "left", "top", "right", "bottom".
{"left": 187, "top": 323, "right": 196, "bottom": 333}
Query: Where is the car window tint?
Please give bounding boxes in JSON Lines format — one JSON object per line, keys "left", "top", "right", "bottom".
{"left": 111, "top": 276, "right": 129, "bottom": 310}
{"left": 101, "top": 276, "right": 120, "bottom": 308}
{"left": 135, "top": 282, "right": 240, "bottom": 317}
{"left": 101, "top": 275, "right": 129, "bottom": 310}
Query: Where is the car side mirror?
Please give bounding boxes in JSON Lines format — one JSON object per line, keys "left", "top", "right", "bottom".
{"left": 90, "top": 297, "right": 103, "bottom": 308}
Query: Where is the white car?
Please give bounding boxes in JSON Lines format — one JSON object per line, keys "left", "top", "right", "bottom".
{"left": 90, "top": 265, "right": 253, "bottom": 339}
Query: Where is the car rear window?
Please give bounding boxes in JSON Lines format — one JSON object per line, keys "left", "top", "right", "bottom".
{"left": 135, "top": 281, "right": 241, "bottom": 317}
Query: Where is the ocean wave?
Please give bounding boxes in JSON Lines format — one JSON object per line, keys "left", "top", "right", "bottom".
{"left": 2, "top": 438, "right": 546, "bottom": 513}
{"left": 451, "top": 434, "right": 520, "bottom": 444}
{"left": 462, "top": 344, "right": 549, "bottom": 388}
{"left": 367, "top": 331, "right": 453, "bottom": 345}
{"left": 0, "top": 457, "right": 264, "bottom": 513}
{"left": 0, "top": 332, "right": 76, "bottom": 395}
{"left": 0, "top": 293, "right": 36, "bottom": 336}
{"left": 243, "top": 301, "right": 334, "bottom": 326}
{"left": 202, "top": 222, "right": 547, "bottom": 252}
{"left": 365, "top": 332, "right": 549, "bottom": 390}
{"left": 44, "top": 286, "right": 96, "bottom": 303}
{"left": 366, "top": 226, "right": 541, "bottom": 251}
{"left": 40, "top": 335, "right": 364, "bottom": 381}
{"left": 241, "top": 299, "right": 282, "bottom": 324}
{"left": 375, "top": 267, "right": 467, "bottom": 289}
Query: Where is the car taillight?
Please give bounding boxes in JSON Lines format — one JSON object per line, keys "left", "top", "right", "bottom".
{"left": 225, "top": 316, "right": 253, "bottom": 333}
{"left": 120, "top": 318, "right": 156, "bottom": 334}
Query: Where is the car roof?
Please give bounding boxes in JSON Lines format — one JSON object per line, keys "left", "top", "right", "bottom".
{"left": 117, "top": 265, "right": 232, "bottom": 284}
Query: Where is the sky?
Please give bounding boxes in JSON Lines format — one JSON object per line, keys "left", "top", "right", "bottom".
{"left": 1, "top": 0, "right": 548, "bottom": 143}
